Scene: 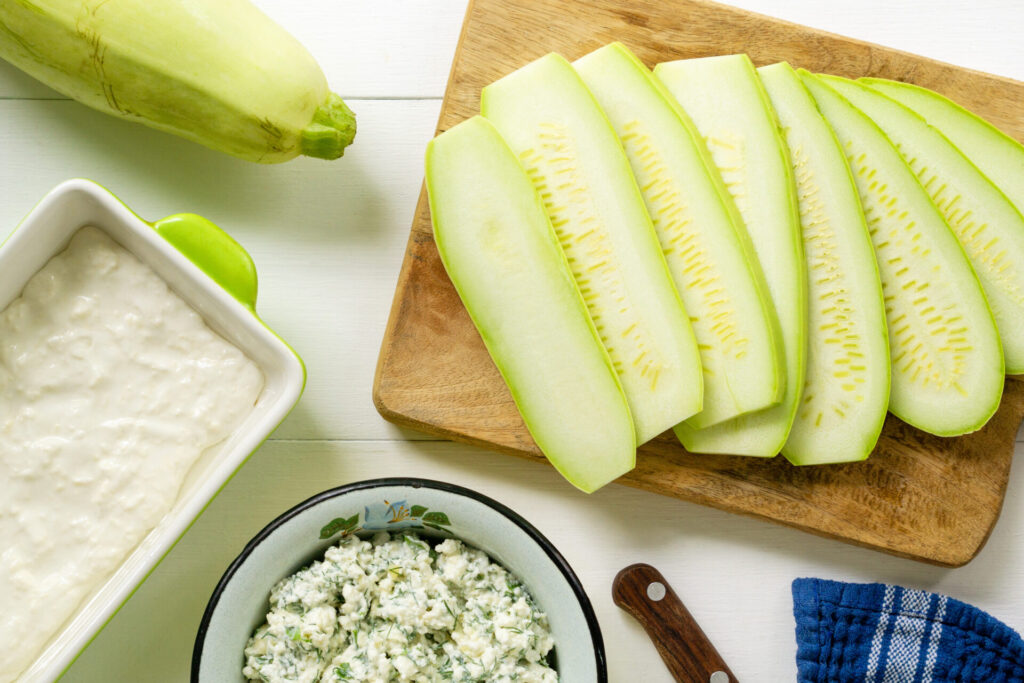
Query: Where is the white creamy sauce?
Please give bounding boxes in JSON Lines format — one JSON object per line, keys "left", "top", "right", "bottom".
{"left": 244, "top": 532, "right": 559, "bottom": 683}
{"left": 0, "top": 227, "right": 264, "bottom": 682}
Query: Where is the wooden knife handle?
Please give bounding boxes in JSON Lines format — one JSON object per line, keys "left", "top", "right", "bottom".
{"left": 612, "top": 563, "right": 738, "bottom": 683}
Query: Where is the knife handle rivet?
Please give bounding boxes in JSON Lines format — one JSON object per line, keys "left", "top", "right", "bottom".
{"left": 646, "top": 581, "right": 666, "bottom": 602}
{"left": 710, "top": 671, "right": 729, "bottom": 683}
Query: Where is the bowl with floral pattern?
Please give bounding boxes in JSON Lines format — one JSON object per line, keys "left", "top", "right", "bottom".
{"left": 192, "top": 478, "right": 606, "bottom": 682}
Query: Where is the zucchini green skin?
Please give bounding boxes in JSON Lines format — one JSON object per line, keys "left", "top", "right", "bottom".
{"left": 758, "top": 62, "right": 890, "bottom": 465}
{"left": 0, "top": 0, "right": 355, "bottom": 162}
{"left": 482, "top": 53, "right": 705, "bottom": 445}
{"left": 861, "top": 78, "right": 1024, "bottom": 222}
{"left": 426, "top": 116, "right": 636, "bottom": 493}
{"left": 823, "top": 74, "right": 1024, "bottom": 374}
{"left": 657, "top": 54, "right": 807, "bottom": 457}
{"left": 802, "top": 72, "right": 1004, "bottom": 437}
{"left": 574, "top": 43, "right": 784, "bottom": 430}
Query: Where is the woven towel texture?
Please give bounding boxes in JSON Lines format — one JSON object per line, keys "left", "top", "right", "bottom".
{"left": 793, "top": 579, "right": 1024, "bottom": 682}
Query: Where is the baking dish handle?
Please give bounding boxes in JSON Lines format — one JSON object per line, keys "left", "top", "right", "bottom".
{"left": 152, "top": 213, "right": 258, "bottom": 311}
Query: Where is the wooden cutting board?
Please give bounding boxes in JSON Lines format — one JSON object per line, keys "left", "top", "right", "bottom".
{"left": 373, "top": 0, "right": 1024, "bottom": 567}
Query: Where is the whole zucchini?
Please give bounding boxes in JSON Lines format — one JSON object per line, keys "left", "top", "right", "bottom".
{"left": 0, "top": 0, "right": 355, "bottom": 162}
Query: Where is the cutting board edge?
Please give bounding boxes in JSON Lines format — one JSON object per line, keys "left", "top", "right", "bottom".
{"left": 371, "top": 0, "right": 483, "bottom": 396}
{"left": 430, "top": 0, "right": 1024, "bottom": 139}
{"left": 669, "top": 0, "right": 1024, "bottom": 88}
{"left": 376, "top": 375, "right": 1018, "bottom": 568}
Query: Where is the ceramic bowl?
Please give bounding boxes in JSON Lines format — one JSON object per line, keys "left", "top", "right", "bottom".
{"left": 192, "top": 478, "right": 607, "bottom": 682}
{"left": 2, "top": 179, "right": 305, "bottom": 683}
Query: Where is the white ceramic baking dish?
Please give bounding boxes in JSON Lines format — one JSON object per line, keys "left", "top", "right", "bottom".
{"left": 1, "top": 179, "right": 305, "bottom": 683}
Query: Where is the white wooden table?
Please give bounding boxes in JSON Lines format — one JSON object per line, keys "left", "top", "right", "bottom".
{"left": 3, "top": 1, "right": 1022, "bottom": 680}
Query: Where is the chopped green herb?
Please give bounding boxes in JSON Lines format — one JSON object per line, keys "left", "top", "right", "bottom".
{"left": 242, "top": 532, "right": 557, "bottom": 682}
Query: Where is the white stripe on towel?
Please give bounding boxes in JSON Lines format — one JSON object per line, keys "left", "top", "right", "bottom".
{"left": 882, "top": 589, "right": 932, "bottom": 683}
{"left": 921, "top": 595, "right": 948, "bottom": 683}
{"left": 866, "top": 584, "right": 896, "bottom": 682}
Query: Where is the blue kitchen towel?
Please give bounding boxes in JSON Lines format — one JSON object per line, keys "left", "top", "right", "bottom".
{"left": 793, "top": 578, "right": 1024, "bottom": 682}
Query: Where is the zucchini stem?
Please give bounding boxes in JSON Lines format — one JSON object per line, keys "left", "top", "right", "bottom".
{"left": 301, "top": 93, "right": 357, "bottom": 159}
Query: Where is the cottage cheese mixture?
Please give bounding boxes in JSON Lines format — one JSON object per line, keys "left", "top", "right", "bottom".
{"left": 244, "top": 532, "right": 558, "bottom": 683}
{"left": 0, "top": 227, "right": 263, "bottom": 682}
